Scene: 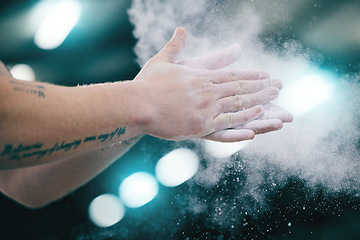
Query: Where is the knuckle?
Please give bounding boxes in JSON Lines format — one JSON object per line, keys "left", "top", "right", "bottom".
{"left": 165, "top": 42, "right": 178, "bottom": 49}
{"left": 201, "top": 82, "right": 215, "bottom": 94}
{"left": 227, "top": 70, "right": 237, "bottom": 81}
{"left": 233, "top": 95, "right": 243, "bottom": 110}
{"left": 262, "top": 80, "right": 267, "bottom": 89}
{"left": 236, "top": 81, "right": 248, "bottom": 93}
{"left": 225, "top": 114, "right": 234, "bottom": 127}
{"left": 191, "top": 113, "right": 207, "bottom": 130}
{"left": 197, "top": 98, "right": 212, "bottom": 109}
{"left": 197, "top": 71, "right": 207, "bottom": 80}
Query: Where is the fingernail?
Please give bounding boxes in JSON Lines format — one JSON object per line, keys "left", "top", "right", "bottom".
{"left": 267, "top": 87, "right": 279, "bottom": 96}
{"left": 272, "top": 79, "right": 283, "bottom": 89}
{"left": 254, "top": 106, "right": 263, "bottom": 113}
{"left": 174, "top": 27, "right": 186, "bottom": 38}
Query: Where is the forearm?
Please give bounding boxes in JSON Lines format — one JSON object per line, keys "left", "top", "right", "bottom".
{"left": 0, "top": 76, "right": 150, "bottom": 169}
{"left": 0, "top": 136, "right": 141, "bottom": 208}
{"left": 0, "top": 26, "right": 293, "bottom": 210}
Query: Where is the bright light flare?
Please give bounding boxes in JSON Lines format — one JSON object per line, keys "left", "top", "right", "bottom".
{"left": 10, "top": 64, "right": 35, "bottom": 81}
{"left": 119, "top": 172, "right": 158, "bottom": 208}
{"left": 34, "top": 0, "right": 82, "bottom": 50}
{"left": 277, "top": 74, "right": 334, "bottom": 117}
{"left": 88, "top": 194, "right": 125, "bottom": 228}
{"left": 203, "top": 140, "right": 250, "bottom": 158}
{"left": 155, "top": 148, "right": 200, "bottom": 187}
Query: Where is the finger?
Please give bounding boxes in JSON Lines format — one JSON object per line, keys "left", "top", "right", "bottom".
{"left": 259, "top": 109, "right": 294, "bottom": 123}
{"left": 203, "top": 129, "right": 255, "bottom": 142}
{"left": 210, "top": 70, "right": 270, "bottom": 84}
{"left": 154, "top": 27, "right": 187, "bottom": 63}
{"left": 261, "top": 103, "right": 294, "bottom": 122}
{"left": 178, "top": 44, "right": 241, "bottom": 70}
{"left": 215, "top": 87, "right": 279, "bottom": 114}
{"left": 240, "top": 119, "right": 283, "bottom": 134}
{"left": 0, "top": 61, "right": 12, "bottom": 77}
{"left": 217, "top": 79, "right": 282, "bottom": 97}
{"left": 212, "top": 105, "right": 264, "bottom": 131}
{"left": 263, "top": 102, "right": 285, "bottom": 111}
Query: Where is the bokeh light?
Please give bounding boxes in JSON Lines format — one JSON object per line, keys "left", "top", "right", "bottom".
{"left": 276, "top": 73, "right": 335, "bottom": 117}
{"left": 155, "top": 148, "right": 200, "bottom": 187}
{"left": 10, "top": 64, "right": 35, "bottom": 81}
{"left": 119, "top": 172, "right": 158, "bottom": 208}
{"left": 88, "top": 194, "right": 125, "bottom": 228}
{"left": 34, "top": 0, "right": 82, "bottom": 50}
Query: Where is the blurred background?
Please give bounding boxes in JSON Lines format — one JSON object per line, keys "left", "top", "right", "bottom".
{"left": 1, "top": 0, "right": 360, "bottom": 239}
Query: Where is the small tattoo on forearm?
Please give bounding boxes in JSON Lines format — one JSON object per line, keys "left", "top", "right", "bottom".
{"left": 10, "top": 79, "right": 46, "bottom": 98}
{"left": 1, "top": 127, "right": 126, "bottom": 161}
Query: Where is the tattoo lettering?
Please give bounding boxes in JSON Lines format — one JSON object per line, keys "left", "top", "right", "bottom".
{"left": 84, "top": 136, "right": 96, "bottom": 142}
{"left": 98, "top": 127, "right": 126, "bottom": 142}
{"left": 10, "top": 79, "right": 46, "bottom": 98}
{"left": 1, "top": 127, "right": 126, "bottom": 161}
{"left": 49, "top": 139, "right": 82, "bottom": 152}
{"left": 1, "top": 143, "right": 43, "bottom": 160}
{"left": 116, "top": 127, "right": 126, "bottom": 138}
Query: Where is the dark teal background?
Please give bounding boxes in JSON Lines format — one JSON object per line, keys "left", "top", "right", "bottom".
{"left": 0, "top": 0, "right": 360, "bottom": 239}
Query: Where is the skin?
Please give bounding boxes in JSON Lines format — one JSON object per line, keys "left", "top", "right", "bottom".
{"left": 0, "top": 27, "right": 292, "bottom": 208}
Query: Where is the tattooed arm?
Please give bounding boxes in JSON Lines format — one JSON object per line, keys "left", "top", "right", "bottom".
{"left": 0, "top": 27, "right": 292, "bottom": 208}
{"left": 0, "top": 73, "right": 146, "bottom": 169}
{"left": 0, "top": 28, "right": 288, "bottom": 170}
{"left": 0, "top": 136, "right": 141, "bottom": 208}
{"left": 0, "top": 62, "right": 144, "bottom": 207}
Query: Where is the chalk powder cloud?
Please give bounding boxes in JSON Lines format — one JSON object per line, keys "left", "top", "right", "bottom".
{"left": 128, "top": 0, "right": 360, "bottom": 231}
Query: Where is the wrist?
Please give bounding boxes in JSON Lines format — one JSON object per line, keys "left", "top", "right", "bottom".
{"left": 112, "top": 80, "right": 155, "bottom": 137}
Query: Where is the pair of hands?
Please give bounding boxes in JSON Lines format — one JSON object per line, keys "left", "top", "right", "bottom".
{"left": 134, "top": 27, "right": 293, "bottom": 142}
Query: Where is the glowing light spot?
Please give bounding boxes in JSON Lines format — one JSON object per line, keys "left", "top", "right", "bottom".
{"left": 119, "top": 172, "right": 158, "bottom": 208}
{"left": 34, "top": 0, "right": 82, "bottom": 50}
{"left": 10, "top": 64, "right": 35, "bottom": 81}
{"left": 203, "top": 140, "right": 250, "bottom": 158}
{"left": 155, "top": 148, "right": 199, "bottom": 187}
{"left": 88, "top": 194, "right": 125, "bottom": 228}
{"left": 276, "top": 74, "right": 334, "bottom": 117}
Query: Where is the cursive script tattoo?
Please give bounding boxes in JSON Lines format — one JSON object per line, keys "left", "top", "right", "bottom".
{"left": 1, "top": 127, "right": 126, "bottom": 161}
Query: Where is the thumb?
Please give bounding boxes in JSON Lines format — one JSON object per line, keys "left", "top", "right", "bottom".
{"left": 155, "top": 27, "right": 187, "bottom": 63}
